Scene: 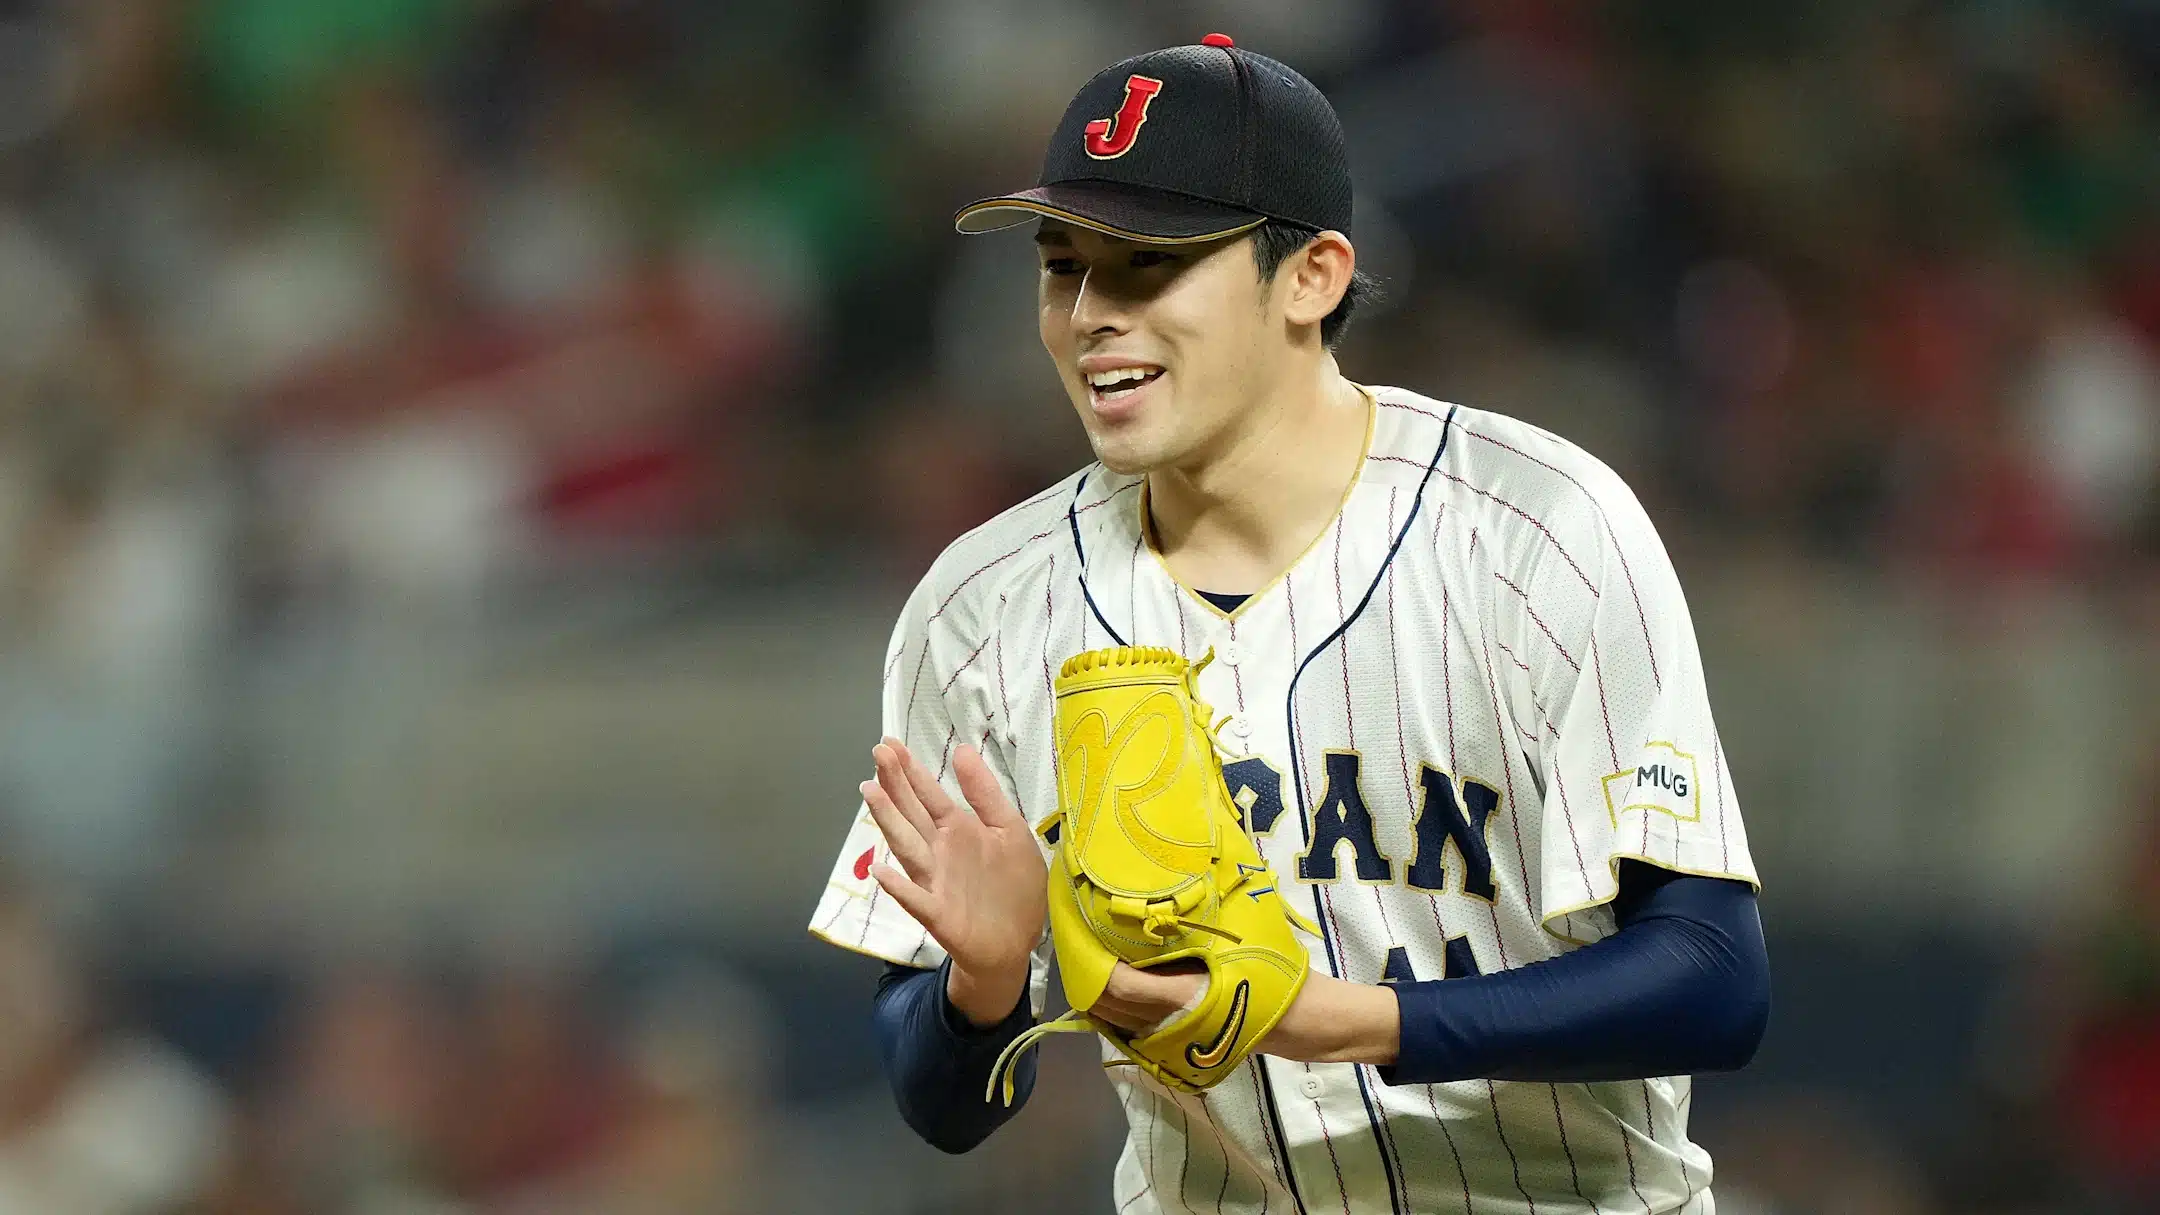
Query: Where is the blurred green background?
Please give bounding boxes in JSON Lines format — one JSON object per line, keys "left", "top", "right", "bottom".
{"left": 0, "top": 0, "right": 2155, "bottom": 1211}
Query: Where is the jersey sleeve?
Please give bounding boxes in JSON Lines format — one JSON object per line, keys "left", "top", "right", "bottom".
{"left": 806, "top": 572, "right": 1053, "bottom": 1011}
{"left": 1506, "top": 468, "right": 1758, "bottom": 946}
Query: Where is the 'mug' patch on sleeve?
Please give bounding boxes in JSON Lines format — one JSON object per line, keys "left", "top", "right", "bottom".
{"left": 1601, "top": 742, "right": 1701, "bottom": 828}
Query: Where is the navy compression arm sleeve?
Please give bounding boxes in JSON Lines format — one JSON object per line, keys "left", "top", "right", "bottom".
{"left": 1380, "top": 863, "right": 1770, "bottom": 1085}
{"left": 873, "top": 959, "right": 1036, "bottom": 1152}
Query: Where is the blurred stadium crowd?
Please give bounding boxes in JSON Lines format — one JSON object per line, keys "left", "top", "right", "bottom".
{"left": 0, "top": 0, "right": 2155, "bottom": 1211}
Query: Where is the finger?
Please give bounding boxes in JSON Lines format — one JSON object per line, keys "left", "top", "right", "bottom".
{"left": 1109, "top": 964, "right": 1187, "bottom": 1005}
{"left": 1102, "top": 960, "right": 1139, "bottom": 1001}
{"left": 1089, "top": 980, "right": 1151, "bottom": 1017}
{"left": 870, "top": 863, "right": 938, "bottom": 928}
{"left": 875, "top": 738, "right": 938, "bottom": 827}
{"left": 1091, "top": 1002, "right": 1152, "bottom": 1033}
{"left": 1106, "top": 964, "right": 1209, "bottom": 1022}
{"left": 873, "top": 742, "right": 940, "bottom": 843}
{"left": 895, "top": 737, "right": 963, "bottom": 824}
{"left": 1093, "top": 994, "right": 1183, "bottom": 1034}
{"left": 862, "top": 779, "right": 933, "bottom": 879}
{"left": 953, "top": 745, "right": 1026, "bottom": 829}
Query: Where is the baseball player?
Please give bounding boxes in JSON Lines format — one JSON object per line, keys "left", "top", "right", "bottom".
{"left": 809, "top": 32, "right": 1769, "bottom": 1215}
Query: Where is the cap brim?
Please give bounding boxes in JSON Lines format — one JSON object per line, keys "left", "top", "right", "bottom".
{"left": 954, "top": 180, "right": 1265, "bottom": 243}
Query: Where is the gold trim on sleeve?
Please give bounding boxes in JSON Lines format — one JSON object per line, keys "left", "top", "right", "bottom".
{"left": 1537, "top": 853, "right": 1763, "bottom": 947}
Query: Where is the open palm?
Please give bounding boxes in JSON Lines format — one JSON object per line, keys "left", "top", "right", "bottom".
{"left": 863, "top": 737, "right": 1048, "bottom": 979}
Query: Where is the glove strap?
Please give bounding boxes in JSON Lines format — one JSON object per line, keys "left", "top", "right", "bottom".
{"left": 986, "top": 1010, "right": 1098, "bottom": 1106}
{"left": 1282, "top": 901, "right": 1324, "bottom": 939}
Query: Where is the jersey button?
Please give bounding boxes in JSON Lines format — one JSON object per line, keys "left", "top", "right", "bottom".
{"left": 1218, "top": 716, "right": 1251, "bottom": 756}
{"left": 1299, "top": 1074, "right": 1325, "bottom": 1099}
{"left": 1216, "top": 639, "right": 1241, "bottom": 667}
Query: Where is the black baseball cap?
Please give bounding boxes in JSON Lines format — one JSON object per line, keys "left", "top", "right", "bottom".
{"left": 954, "top": 33, "right": 1352, "bottom": 244}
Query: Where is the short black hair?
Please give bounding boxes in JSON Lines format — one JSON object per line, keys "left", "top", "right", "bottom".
{"left": 1249, "top": 221, "right": 1379, "bottom": 348}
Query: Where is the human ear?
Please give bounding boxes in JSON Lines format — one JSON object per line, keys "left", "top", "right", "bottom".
{"left": 1281, "top": 231, "right": 1354, "bottom": 330}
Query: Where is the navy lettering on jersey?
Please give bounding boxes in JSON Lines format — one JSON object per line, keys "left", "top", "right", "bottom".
{"left": 1406, "top": 766, "right": 1500, "bottom": 901}
{"left": 1380, "top": 938, "right": 1484, "bottom": 984}
{"left": 1222, "top": 756, "right": 1289, "bottom": 835}
{"left": 1443, "top": 935, "right": 1482, "bottom": 979}
{"left": 1296, "top": 751, "right": 1394, "bottom": 882}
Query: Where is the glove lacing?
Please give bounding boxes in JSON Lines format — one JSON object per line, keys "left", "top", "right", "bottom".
{"left": 1185, "top": 651, "right": 1321, "bottom": 940}
{"left": 986, "top": 648, "right": 1321, "bottom": 1105}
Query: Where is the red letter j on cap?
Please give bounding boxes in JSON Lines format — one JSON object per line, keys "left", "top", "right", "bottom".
{"left": 1084, "top": 75, "right": 1164, "bottom": 159}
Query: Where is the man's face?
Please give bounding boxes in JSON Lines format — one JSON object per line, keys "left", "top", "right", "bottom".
{"left": 1035, "top": 221, "right": 1281, "bottom": 475}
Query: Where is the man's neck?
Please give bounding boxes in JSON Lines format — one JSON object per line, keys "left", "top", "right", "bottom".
{"left": 1145, "top": 361, "right": 1369, "bottom": 596}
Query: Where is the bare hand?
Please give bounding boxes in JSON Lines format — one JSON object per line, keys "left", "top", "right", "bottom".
{"left": 1092, "top": 961, "right": 1209, "bottom": 1035}
{"left": 1094, "top": 963, "right": 1404, "bottom": 1066}
{"left": 863, "top": 737, "right": 1047, "bottom": 1023}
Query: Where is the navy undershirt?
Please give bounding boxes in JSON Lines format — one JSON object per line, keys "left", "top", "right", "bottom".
{"left": 873, "top": 957, "right": 1038, "bottom": 1154}
{"left": 872, "top": 589, "right": 1769, "bottom": 1150}
{"left": 1378, "top": 861, "right": 1769, "bottom": 1085}
{"left": 875, "top": 860, "right": 1768, "bottom": 1152}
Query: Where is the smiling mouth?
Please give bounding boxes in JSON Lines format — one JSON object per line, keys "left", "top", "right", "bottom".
{"left": 1086, "top": 366, "right": 1165, "bottom": 400}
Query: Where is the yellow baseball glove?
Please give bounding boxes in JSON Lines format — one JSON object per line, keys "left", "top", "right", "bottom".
{"left": 988, "top": 646, "right": 1317, "bottom": 1104}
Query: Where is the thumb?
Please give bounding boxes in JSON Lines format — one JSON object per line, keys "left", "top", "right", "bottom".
{"left": 954, "top": 744, "right": 1026, "bottom": 829}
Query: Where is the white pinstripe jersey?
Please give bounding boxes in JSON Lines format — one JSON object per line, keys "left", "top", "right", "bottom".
{"left": 810, "top": 385, "right": 1757, "bottom": 1215}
